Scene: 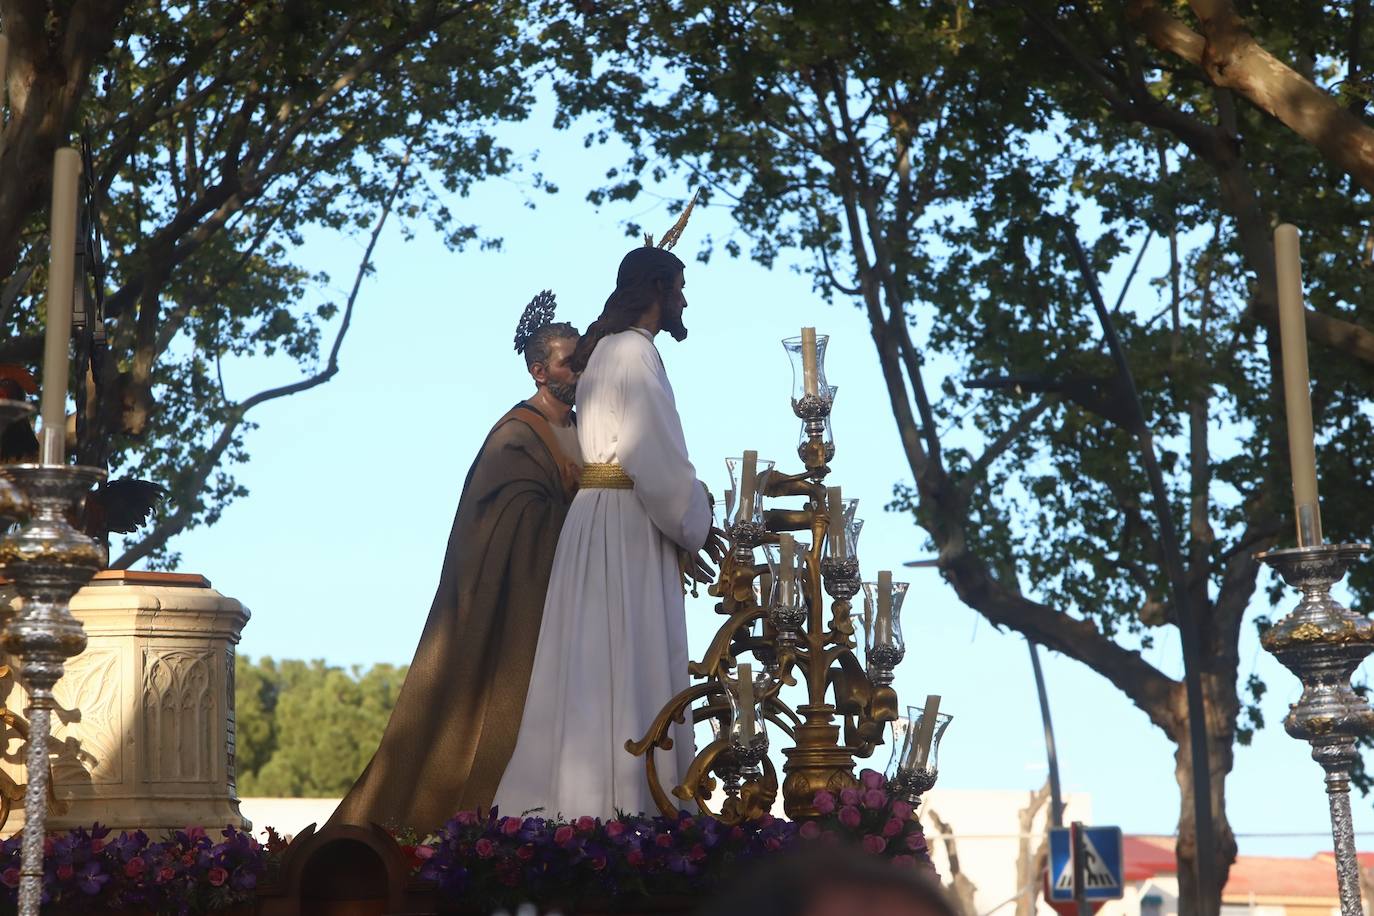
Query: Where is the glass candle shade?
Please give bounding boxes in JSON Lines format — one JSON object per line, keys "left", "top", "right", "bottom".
{"left": 897, "top": 704, "right": 952, "bottom": 775}
{"left": 764, "top": 540, "right": 810, "bottom": 609}
{"left": 885, "top": 714, "right": 914, "bottom": 779}
{"left": 797, "top": 413, "right": 836, "bottom": 465}
{"left": 783, "top": 332, "right": 831, "bottom": 414}
{"left": 826, "top": 498, "right": 860, "bottom": 561}
{"left": 725, "top": 667, "right": 770, "bottom": 769}
{"left": 861, "top": 578, "right": 909, "bottom": 681}
{"left": 726, "top": 456, "right": 776, "bottom": 528}
{"left": 754, "top": 569, "right": 775, "bottom": 608}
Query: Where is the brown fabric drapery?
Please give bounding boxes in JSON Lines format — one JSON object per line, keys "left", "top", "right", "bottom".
{"left": 329, "top": 403, "right": 577, "bottom": 832}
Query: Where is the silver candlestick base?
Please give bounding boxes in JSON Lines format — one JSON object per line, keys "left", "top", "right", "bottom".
{"left": 1258, "top": 543, "right": 1374, "bottom": 916}
{"left": 0, "top": 464, "right": 107, "bottom": 916}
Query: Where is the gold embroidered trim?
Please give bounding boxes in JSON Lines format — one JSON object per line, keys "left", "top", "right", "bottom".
{"left": 581, "top": 463, "right": 634, "bottom": 490}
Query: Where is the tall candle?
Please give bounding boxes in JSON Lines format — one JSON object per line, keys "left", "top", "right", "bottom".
{"left": 40, "top": 147, "right": 82, "bottom": 464}
{"left": 739, "top": 450, "right": 757, "bottom": 521}
{"left": 801, "top": 326, "right": 818, "bottom": 397}
{"left": 778, "top": 532, "right": 795, "bottom": 604}
{"left": 827, "top": 486, "right": 846, "bottom": 558}
{"left": 737, "top": 663, "right": 756, "bottom": 742}
{"left": 912, "top": 694, "right": 942, "bottom": 768}
{"left": 875, "top": 569, "right": 893, "bottom": 644}
{"left": 1274, "top": 224, "right": 1322, "bottom": 546}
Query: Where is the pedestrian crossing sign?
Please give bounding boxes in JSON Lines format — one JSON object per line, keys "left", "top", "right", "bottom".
{"left": 1049, "top": 824, "right": 1124, "bottom": 902}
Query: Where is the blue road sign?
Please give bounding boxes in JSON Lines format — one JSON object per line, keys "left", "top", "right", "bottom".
{"left": 1049, "top": 825, "right": 1124, "bottom": 902}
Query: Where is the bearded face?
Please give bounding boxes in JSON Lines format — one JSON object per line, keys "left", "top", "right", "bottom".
{"left": 660, "top": 270, "right": 688, "bottom": 342}
{"left": 546, "top": 378, "right": 578, "bottom": 406}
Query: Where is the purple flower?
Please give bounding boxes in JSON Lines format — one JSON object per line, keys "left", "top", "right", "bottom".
{"left": 906, "top": 831, "right": 929, "bottom": 853}
{"left": 76, "top": 862, "right": 109, "bottom": 895}
{"left": 813, "top": 791, "right": 836, "bottom": 814}
{"left": 838, "top": 806, "right": 862, "bottom": 829}
{"left": 891, "top": 800, "right": 914, "bottom": 821}
{"left": 883, "top": 817, "right": 905, "bottom": 838}
{"left": 799, "top": 821, "right": 822, "bottom": 840}
{"left": 839, "top": 787, "right": 861, "bottom": 806}
{"left": 862, "top": 835, "right": 887, "bottom": 855}
{"left": 860, "top": 768, "right": 885, "bottom": 790}
{"left": 862, "top": 788, "right": 887, "bottom": 809}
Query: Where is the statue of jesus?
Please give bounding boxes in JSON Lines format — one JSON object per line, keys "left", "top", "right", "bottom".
{"left": 494, "top": 246, "right": 724, "bottom": 818}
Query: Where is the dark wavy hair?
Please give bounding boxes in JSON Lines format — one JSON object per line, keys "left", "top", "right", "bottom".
{"left": 523, "top": 321, "right": 579, "bottom": 369}
{"left": 571, "top": 247, "right": 686, "bottom": 373}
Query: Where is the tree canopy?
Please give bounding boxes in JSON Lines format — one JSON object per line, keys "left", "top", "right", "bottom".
{"left": 234, "top": 655, "right": 404, "bottom": 798}
{"left": 0, "top": 0, "right": 549, "bottom": 565}
{"left": 540, "top": 0, "right": 1374, "bottom": 910}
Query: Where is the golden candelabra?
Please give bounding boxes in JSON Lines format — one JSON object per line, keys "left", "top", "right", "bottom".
{"left": 628, "top": 331, "right": 905, "bottom": 822}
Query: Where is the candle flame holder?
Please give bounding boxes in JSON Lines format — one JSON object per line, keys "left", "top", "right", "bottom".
{"left": 1257, "top": 542, "right": 1373, "bottom": 916}
{"left": 887, "top": 706, "right": 951, "bottom": 807}
{"left": 628, "top": 330, "right": 906, "bottom": 822}
{"left": 0, "top": 463, "right": 107, "bottom": 913}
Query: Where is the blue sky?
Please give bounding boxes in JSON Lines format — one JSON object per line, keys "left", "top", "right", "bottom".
{"left": 151, "top": 94, "right": 1374, "bottom": 859}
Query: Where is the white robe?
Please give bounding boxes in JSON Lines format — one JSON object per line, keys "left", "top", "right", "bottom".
{"left": 493, "top": 328, "right": 711, "bottom": 818}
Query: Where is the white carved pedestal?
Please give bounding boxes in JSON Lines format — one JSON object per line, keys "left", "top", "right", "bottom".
{"left": 0, "top": 571, "right": 251, "bottom": 836}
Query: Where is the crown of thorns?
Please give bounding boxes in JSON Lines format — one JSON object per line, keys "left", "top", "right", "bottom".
{"left": 643, "top": 188, "right": 701, "bottom": 251}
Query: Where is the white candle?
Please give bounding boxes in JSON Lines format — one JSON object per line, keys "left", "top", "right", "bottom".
{"left": 801, "top": 327, "right": 819, "bottom": 397}
{"left": 827, "top": 486, "right": 846, "bottom": 558}
{"left": 875, "top": 569, "right": 893, "bottom": 644}
{"left": 739, "top": 450, "right": 757, "bottom": 521}
{"left": 778, "top": 533, "right": 795, "bottom": 604}
{"left": 912, "top": 694, "right": 941, "bottom": 768}
{"left": 40, "top": 148, "right": 82, "bottom": 464}
{"left": 1274, "top": 224, "right": 1322, "bottom": 546}
{"left": 737, "top": 662, "right": 756, "bottom": 741}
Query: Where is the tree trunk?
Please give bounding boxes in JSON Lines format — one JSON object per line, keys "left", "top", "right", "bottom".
{"left": 1170, "top": 688, "right": 1238, "bottom": 916}
{"left": 1015, "top": 782, "right": 1052, "bottom": 916}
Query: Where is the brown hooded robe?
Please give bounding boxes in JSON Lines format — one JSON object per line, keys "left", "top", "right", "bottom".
{"left": 329, "top": 402, "right": 579, "bottom": 832}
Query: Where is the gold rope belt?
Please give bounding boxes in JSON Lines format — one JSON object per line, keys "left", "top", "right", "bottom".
{"left": 580, "top": 463, "right": 634, "bottom": 490}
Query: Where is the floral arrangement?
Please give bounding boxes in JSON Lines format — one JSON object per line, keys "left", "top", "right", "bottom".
{"left": 414, "top": 769, "right": 935, "bottom": 909}
{"left": 0, "top": 824, "right": 272, "bottom": 912}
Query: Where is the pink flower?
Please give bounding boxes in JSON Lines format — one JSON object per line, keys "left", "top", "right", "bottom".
{"left": 554, "top": 825, "right": 575, "bottom": 845}
{"left": 839, "top": 787, "right": 860, "bottom": 806}
{"left": 838, "top": 805, "right": 862, "bottom": 829}
{"left": 576, "top": 816, "right": 596, "bottom": 834}
{"left": 125, "top": 857, "right": 147, "bottom": 878}
{"left": 860, "top": 768, "right": 885, "bottom": 790}
{"left": 626, "top": 848, "right": 645, "bottom": 867}
{"left": 863, "top": 834, "right": 887, "bottom": 854}
{"left": 157, "top": 866, "right": 175, "bottom": 883}
{"left": 415, "top": 844, "right": 435, "bottom": 860}
{"left": 655, "top": 833, "right": 673, "bottom": 848}
{"left": 906, "top": 832, "right": 929, "bottom": 853}
{"left": 729, "top": 826, "right": 746, "bottom": 841}
{"left": 679, "top": 817, "right": 696, "bottom": 830}
{"left": 764, "top": 836, "right": 782, "bottom": 852}
{"left": 474, "top": 838, "right": 495, "bottom": 858}
{"left": 606, "top": 820, "right": 626, "bottom": 838}
{"left": 892, "top": 854, "right": 917, "bottom": 868}
{"left": 208, "top": 867, "right": 228, "bottom": 887}
{"left": 42, "top": 837, "right": 54, "bottom": 856}
{"left": 590, "top": 853, "right": 608, "bottom": 871}
{"left": 0, "top": 868, "right": 17, "bottom": 888}
{"left": 862, "top": 788, "right": 887, "bottom": 809}
{"left": 516, "top": 844, "right": 535, "bottom": 861}
{"left": 883, "top": 817, "right": 905, "bottom": 838}
{"left": 501, "top": 817, "right": 522, "bottom": 836}
{"left": 890, "top": 800, "right": 913, "bottom": 821}
{"left": 185, "top": 826, "right": 208, "bottom": 840}
{"left": 799, "top": 820, "right": 822, "bottom": 840}
{"left": 90, "top": 838, "right": 105, "bottom": 853}
{"left": 57, "top": 864, "right": 74, "bottom": 881}
{"left": 813, "top": 791, "right": 836, "bottom": 814}
{"left": 689, "top": 843, "right": 707, "bottom": 862}
{"left": 455, "top": 810, "right": 478, "bottom": 826}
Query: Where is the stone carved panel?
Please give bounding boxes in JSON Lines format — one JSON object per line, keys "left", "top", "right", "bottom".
{"left": 143, "top": 649, "right": 216, "bottom": 783}
{"left": 51, "top": 649, "right": 123, "bottom": 787}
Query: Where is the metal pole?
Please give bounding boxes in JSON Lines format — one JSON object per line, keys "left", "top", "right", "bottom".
{"left": 1072, "top": 820, "right": 1091, "bottom": 916}
{"left": 1065, "top": 228, "right": 1218, "bottom": 915}
{"left": 1028, "top": 640, "right": 1064, "bottom": 828}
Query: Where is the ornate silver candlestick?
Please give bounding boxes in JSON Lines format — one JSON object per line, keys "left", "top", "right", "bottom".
{"left": 1257, "top": 543, "right": 1374, "bottom": 916}
{"left": 0, "top": 464, "right": 106, "bottom": 915}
